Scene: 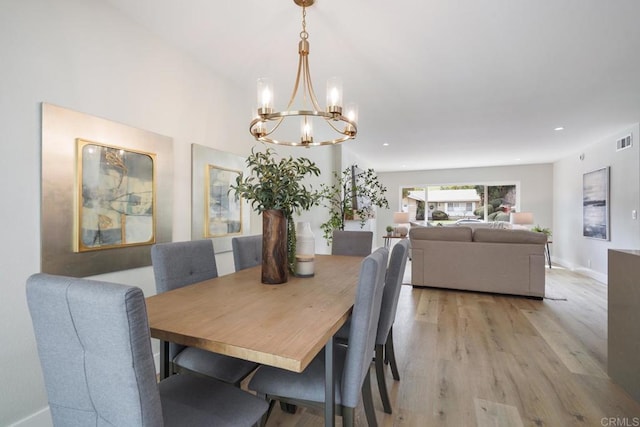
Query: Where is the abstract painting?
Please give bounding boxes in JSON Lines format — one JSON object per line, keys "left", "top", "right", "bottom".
{"left": 191, "top": 144, "right": 251, "bottom": 254}
{"left": 205, "top": 165, "right": 242, "bottom": 237}
{"left": 75, "top": 139, "right": 156, "bottom": 251}
{"left": 41, "top": 103, "right": 173, "bottom": 277}
{"left": 583, "top": 166, "right": 610, "bottom": 240}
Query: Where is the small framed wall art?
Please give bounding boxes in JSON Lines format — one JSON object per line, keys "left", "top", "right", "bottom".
{"left": 205, "top": 164, "right": 242, "bottom": 238}
{"left": 191, "top": 144, "right": 251, "bottom": 253}
{"left": 583, "top": 166, "right": 610, "bottom": 240}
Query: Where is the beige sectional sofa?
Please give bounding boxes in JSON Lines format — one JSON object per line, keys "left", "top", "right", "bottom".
{"left": 410, "top": 226, "right": 547, "bottom": 298}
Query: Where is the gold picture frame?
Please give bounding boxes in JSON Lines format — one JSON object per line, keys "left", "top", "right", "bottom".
{"left": 74, "top": 138, "right": 157, "bottom": 252}
{"left": 191, "top": 144, "right": 250, "bottom": 253}
{"left": 205, "top": 164, "right": 243, "bottom": 238}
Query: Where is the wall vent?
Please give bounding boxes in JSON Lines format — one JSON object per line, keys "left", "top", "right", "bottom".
{"left": 616, "top": 134, "right": 632, "bottom": 151}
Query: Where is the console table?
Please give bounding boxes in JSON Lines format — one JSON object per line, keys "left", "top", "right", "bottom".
{"left": 383, "top": 235, "right": 406, "bottom": 248}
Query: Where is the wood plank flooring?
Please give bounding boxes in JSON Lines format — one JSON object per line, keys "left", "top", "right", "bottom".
{"left": 249, "top": 264, "right": 640, "bottom": 426}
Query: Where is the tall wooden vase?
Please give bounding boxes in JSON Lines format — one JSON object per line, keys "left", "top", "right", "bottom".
{"left": 262, "top": 209, "right": 288, "bottom": 284}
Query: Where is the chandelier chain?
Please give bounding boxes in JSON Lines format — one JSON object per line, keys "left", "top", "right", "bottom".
{"left": 300, "top": 6, "right": 308, "bottom": 40}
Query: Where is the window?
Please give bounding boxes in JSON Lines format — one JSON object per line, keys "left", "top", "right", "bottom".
{"left": 401, "top": 184, "right": 518, "bottom": 223}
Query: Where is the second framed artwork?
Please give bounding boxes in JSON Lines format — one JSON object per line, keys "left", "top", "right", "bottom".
{"left": 192, "top": 144, "right": 251, "bottom": 253}
{"left": 583, "top": 166, "right": 610, "bottom": 240}
{"left": 205, "top": 164, "right": 242, "bottom": 237}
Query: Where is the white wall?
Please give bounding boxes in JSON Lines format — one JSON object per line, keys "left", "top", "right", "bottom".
{"left": 0, "top": 1, "right": 334, "bottom": 425}
{"left": 553, "top": 124, "right": 640, "bottom": 281}
{"left": 377, "top": 164, "right": 554, "bottom": 249}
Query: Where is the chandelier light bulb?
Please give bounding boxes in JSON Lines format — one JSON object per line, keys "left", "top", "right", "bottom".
{"left": 301, "top": 117, "right": 313, "bottom": 145}
{"left": 326, "top": 77, "right": 343, "bottom": 114}
{"left": 257, "top": 78, "right": 274, "bottom": 114}
{"left": 345, "top": 103, "right": 358, "bottom": 122}
{"left": 344, "top": 102, "right": 358, "bottom": 135}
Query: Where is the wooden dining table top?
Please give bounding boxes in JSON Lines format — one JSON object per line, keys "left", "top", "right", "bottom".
{"left": 145, "top": 254, "right": 363, "bottom": 373}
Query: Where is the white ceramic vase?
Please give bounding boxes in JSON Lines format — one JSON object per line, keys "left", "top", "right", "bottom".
{"left": 295, "top": 221, "right": 315, "bottom": 277}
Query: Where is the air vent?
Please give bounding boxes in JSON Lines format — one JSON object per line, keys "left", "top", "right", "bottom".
{"left": 616, "top": 134, "right": 632, "bottom": 151}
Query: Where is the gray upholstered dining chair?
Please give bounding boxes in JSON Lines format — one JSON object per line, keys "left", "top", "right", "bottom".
{"left": 26, "top": 273, "right": 268, "bottom": 427}
{"left": 335, "top": 239, "right": 410, "bottom": 414}
{"left": 331, "top": 230, "right": 373, "bottom": 256}
{"left": 151, "top": 240, "right": 258, "bottom": 385}
{"left": 232, "top": 234, "right": 262, "bottom": 271}
{"left": 248, "top": 246, "right": 389, "bottom": 427}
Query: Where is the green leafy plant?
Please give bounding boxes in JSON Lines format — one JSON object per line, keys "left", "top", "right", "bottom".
{"left": 319, "top": 165, "right": 389, "bottom": 243}
{"left": 532, "top": 225, "right": 552, "bottom": 237}
{"left": 230, "top": 147, "right": 321, "bottom": 272}
{"left": 386, "top": 225, "right": 394, "bottom": 233}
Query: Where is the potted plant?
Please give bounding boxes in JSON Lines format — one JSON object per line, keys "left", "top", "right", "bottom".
{"left": 386, "top": 225, "right": 394, "bottom": 236}
{"left": 319, "top": 165, "right": 389, "bottom": 243}
{"left": 532, "top": 225, "right": 552, "bottom": 239}
{"left": 230, "top": 147, "right": 321, "bottom": 284}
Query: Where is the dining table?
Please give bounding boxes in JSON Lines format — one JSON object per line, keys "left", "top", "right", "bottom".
{"left": 145, "top": 253, "right": 364, "bottom": 427}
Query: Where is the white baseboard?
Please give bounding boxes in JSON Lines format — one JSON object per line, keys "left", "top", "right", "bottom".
{"left": 573, "top": 267, "right": 607, "bottom": 284}
{"left": 8, "top": 407, "right": 51, "bottom": 427}
{"left": 552, "top": 257, "right": 607, "bottom": 284}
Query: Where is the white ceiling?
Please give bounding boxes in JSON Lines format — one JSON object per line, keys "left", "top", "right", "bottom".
{"left": 103, "top": 0, "right": 640, "bottom": 172}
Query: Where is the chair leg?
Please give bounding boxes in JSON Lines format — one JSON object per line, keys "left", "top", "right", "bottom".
{"left": 342, "top": 406, "right": 355, "bottom": 427}
{"left": 362, "top": 368, "right": 378, "bottom": 427}
{"left": 375, "top": 344, "right": 393, "bottom": 414}
{"left": 256, "top": 394, "right": 275, "bottom": 427}
{"left": 279, "top": 401, "right": 297, "bottom": 414}
{"left": 386, "top": 328, "right": 400, "bottom": 381}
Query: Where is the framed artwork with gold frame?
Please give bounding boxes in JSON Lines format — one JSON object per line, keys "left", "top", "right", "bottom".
{"left": 75, "top": 138, "right": 156, "bottom": 252}
{"left": 41, "top": 103, "right": 173, "bottom": 277}
{"left": 205, "top": 164, "right": 243, "bottom": 238}
{"left": 191, "top": 144, "right": 250, "bottom": 254}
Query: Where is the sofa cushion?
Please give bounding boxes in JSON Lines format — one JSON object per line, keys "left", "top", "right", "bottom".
{"left": 409, "top": 226, "right": 472, "bottom": 242}
{"left": 472, "top": 228, "right": 547, "bottom": 244}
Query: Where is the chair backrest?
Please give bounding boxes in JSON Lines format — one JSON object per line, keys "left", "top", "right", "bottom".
{"left": 331, "top": 230, "right": 373, "bottom": 256}
{"left": 150, "top": 240, "right": 218, "bottom": 360}
{"left": 151, "top": 240, "right": 218, "bottom": 293}
{"left": 26, "top": 273, "right": 163, "bottom": 427}
{"left": 376, "top": 239, "right": 410, "bottom": 344}
{"left": 232, "top": 235, "right": 262, "bottom": 271}
{"left": 341, "top": 246, "right": 389, "bottom": 408}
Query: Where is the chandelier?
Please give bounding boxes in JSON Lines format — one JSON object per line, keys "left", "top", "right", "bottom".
{"left": 249, "top": 0, "right": 358, "bottom": 147}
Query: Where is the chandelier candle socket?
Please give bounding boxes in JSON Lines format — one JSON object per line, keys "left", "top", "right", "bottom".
{"left": 249, "top": 0, "right": 358, "bottom": 147}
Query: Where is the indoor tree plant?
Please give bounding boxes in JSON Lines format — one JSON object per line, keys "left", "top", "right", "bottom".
{"left": 230, "top": 147, "right": 321, "bottom": 284}
{"left": 319, "top": 165, "right": 389, "bottom": 243}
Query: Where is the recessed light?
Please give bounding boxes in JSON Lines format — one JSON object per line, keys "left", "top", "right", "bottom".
{"left": 554, "top": 127, "right": 564, "bottom": 131}
{"left": 383, "top": 143, "right": 389, "bottom": 146}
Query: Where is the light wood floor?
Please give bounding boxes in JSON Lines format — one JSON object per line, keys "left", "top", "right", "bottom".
{"left": 254, "top": 265, "right": 640, "bottom": 426}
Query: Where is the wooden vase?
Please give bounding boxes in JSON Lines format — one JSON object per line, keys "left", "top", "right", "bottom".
{"left": 262, "top": 209, "right": 288, "bottom": 284}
